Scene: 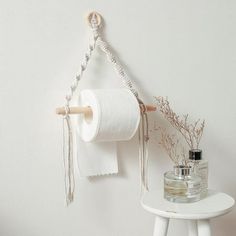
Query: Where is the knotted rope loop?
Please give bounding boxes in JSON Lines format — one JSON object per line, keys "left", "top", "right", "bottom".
{"left": 64, "top": 104, "right": 70, "bottom": 116}
{"left": 87, "top": 12, "right": 101, "bottom": 39}
{"left": 87, "top": 12, "right": 102, "bottom": 29}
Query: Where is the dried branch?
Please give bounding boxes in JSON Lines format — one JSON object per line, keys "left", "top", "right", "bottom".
{"left": 158, "top": 127, "right": 189, "bottom": 165}
{"left": 154, "top": 96, "right": 205, "bottom": 149}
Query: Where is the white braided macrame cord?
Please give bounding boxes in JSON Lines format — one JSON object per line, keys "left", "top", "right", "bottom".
{"left": 91, "top": 17, "right": 149, "bottom": 194}
{"left": 92, "top": 19, "right": 149, "bottom": 193}
{"left": 63, "top": 16, "right": 98, "bottom": 205}
{"left": 63, "top": 13, "right": 149, "bottom": 205}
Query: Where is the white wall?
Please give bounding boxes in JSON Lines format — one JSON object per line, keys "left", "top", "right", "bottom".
{"left": 0, "top": 0, "right": 236, "bottom": 235}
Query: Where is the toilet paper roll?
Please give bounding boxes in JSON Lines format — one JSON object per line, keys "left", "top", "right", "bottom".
{"left": 78, "top": 89, "right": 140, "bottom": 142}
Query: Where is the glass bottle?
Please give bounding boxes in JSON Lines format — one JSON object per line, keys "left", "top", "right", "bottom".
{"left": 164, "top": 165, "right": 201, "bottom": 203}
{"left": 189, "top": 149, "right": 208, "bottom": 198}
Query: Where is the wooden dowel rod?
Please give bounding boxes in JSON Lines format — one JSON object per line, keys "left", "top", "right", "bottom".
{"left": 56, "top": 105, "right": 156, "bottom": 115}
{"left": 56, "top": 106, "right": 92, "bottom": 115}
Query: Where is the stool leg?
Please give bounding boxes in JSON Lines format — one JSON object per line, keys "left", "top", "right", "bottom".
{"left": 187, "top": 220, "right": 198, "bottom": 236}
{"left": 198, "top": 219, "right": 211, "bottom": 236}
{"left": 153, "top": 216, "right": 169, "bottom": 236}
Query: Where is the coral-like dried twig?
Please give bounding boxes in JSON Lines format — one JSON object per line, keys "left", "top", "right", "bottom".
{"left": 158, "top": 127, "right": 189, "bottom": 165}
{"left": 154, "top": 96, "right": 205, "bottom": 149}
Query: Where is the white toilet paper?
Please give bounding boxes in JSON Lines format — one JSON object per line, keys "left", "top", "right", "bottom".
{"left": 76, "top": 134, "right": 118, "bottom": 177}
{"left": 76, "top": 89, "right": 140, "bottom": 177}
{"left": 78, "top": 89, "right": 140, "bottom": 142}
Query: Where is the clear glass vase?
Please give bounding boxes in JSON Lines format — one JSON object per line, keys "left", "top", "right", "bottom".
{"left": 164, "top": 165, "right": 201, "bottom": 203}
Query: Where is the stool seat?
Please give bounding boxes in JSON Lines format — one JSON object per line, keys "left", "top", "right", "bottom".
{"left": 141, "top": 189, "right": 235, "bottom": 236}
{"left": 141, "top": 189, "right": 234, "bottom": 220}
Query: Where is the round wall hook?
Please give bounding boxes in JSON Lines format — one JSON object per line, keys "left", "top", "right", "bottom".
{"left": 86, "top": 11, "right": 102, "bottom": 28}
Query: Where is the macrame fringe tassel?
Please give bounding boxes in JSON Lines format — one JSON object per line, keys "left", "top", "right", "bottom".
{"left": 138, "top": 101, "right": 149, "bottom": 195}
{"left": 63, "top": 112, "right": 75, "bottom": 205}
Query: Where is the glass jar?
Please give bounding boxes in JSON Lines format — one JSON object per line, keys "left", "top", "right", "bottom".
{"left": 164, "top": 165, "right": 201, "bottom": 203}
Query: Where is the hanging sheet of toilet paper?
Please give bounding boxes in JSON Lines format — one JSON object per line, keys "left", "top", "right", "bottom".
{"left": 76, "top": 89, "right": 140, "bottom": 177}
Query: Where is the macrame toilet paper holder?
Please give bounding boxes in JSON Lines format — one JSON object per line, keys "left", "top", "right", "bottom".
{"left": 56, "top": 11, "right": 156, "bottom": 205}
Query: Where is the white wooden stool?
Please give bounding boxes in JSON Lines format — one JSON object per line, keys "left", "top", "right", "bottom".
{"left": 141, "top": 189, "right": 235, "bottom": 236}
